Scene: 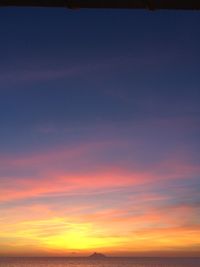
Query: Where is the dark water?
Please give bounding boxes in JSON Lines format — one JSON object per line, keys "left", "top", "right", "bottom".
{"left": 0, "top": 257, "right": 200, "bottom": 267}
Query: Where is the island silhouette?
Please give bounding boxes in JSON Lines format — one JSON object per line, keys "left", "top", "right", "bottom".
{"left": 88, "top": 252, "right": 107, "bottom": 259}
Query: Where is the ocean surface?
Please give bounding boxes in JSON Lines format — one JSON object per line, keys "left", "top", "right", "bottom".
{"left": 0, "top": 257, "right": 200, "bottom": 267}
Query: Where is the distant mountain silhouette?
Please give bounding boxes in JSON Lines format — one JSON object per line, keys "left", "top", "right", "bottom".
{"left": 88, "top": 252, "right": 106, "bottom": 259}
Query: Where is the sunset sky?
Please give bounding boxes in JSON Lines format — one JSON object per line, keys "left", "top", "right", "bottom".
{"left": 0, "top": 7, "right": 200, "bottom": 257}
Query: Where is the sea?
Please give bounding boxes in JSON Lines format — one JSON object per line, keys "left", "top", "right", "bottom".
{"left": 0, "top": 257, "right": 200, "bottom": 267}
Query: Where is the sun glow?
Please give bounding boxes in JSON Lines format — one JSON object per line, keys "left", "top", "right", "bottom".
{"left": 1, "top": 210, "right": 200, "bottom": 256}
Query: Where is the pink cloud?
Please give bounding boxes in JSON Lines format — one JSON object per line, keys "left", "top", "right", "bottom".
{"left": 0, "top": 168, "right": 153, "bottom": 202}
{"left": 0, "top": 138, "right": 199, "bottom": 202}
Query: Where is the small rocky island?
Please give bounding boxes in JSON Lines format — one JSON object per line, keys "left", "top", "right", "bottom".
{"left": 88, "top": 252, "right": 107, "bottom": 259}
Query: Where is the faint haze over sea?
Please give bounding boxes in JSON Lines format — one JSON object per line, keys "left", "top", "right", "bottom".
{"left": 0, "top": 257, "right": 200, "bottom": 267}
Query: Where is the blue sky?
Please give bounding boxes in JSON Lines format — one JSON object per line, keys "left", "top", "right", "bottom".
{"left": 0, "top": 7, "right": 200, "bottom": 256}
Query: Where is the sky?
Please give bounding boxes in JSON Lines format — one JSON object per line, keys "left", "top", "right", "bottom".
{"left": 0, "top": 6, "right": 200, "bottom": 257}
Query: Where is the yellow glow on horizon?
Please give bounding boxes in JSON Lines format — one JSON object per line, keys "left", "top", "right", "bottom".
{"left": 45, "top": 230, "right": 121, "bottom": 251}
{"left": 1, "top": 212, "right": 200, "bottom": 256}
